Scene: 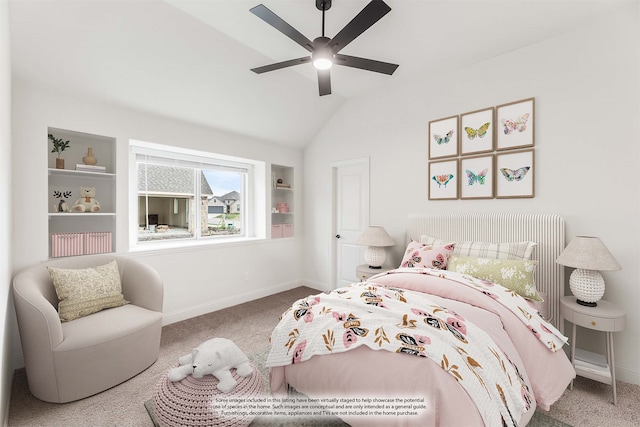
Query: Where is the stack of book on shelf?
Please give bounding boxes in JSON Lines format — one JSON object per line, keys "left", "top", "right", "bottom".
{"left": 76, "top": 164, "right": 106, "bottom": 172}
{"left": 574, "top": 348, "right": 610, "bottom": 377}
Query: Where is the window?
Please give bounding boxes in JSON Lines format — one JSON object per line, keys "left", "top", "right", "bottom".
{"left": 130, "top": 140, "right": 265, "bottom": 248}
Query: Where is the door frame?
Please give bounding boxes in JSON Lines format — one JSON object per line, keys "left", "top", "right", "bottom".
{"left": 330, "top": 157, "right": 370, "bottom": 287}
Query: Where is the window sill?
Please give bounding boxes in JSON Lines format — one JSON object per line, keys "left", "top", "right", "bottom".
{"left": 129, "top": 235, "right": 269, "bottom": 255}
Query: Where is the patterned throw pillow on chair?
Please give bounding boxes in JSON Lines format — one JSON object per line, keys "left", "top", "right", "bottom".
{"left": 47, "top": 260, "right": 129, "bottom": 321}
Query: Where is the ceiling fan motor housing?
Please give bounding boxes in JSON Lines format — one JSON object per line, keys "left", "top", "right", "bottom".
{"left": 316, "top": 0, "right": 332, "bottom": 11}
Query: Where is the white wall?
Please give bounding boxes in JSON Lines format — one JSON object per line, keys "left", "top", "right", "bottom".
{"left": 0, "top": 0, "right": 12, "bottom": 422}
{"left": 10, "top": 80, "right": 304, "bottom": 363}
{"left": 302, "top": 5, "right": 639, "bottom": 384}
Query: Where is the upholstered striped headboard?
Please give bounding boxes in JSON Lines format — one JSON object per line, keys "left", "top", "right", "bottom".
{"left": 407, "top": 213, "right": 565, "bottom": 327}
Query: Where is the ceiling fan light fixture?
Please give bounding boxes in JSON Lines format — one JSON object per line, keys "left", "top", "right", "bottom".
{"left": 312, "top": 37, "right": 333, "bottom": 70}
{"left": 312, "top": 56, "right": 333, "bottom": 70}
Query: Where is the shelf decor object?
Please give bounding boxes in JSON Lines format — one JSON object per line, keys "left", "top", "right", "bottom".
{"left": 82, "top": 147, "right": 97, "bottom": 165}
{"left": 356, "top": 226, "right": 395, "bottom": 268}
{"left": 556, "top": 236, "right": 621, "bottom": 307}
{"left": 48, "top": 133, "right": 70, "bottom": 169}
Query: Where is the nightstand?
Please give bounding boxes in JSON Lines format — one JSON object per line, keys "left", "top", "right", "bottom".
{"left": 356, "top": 264, "right": 393, "bottom": 281}
{"left": 560, "top": 296, "right": 625, "bottom": 405}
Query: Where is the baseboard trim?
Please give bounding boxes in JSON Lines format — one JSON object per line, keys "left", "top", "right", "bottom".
{"left": 299, "top": 279, "right": 332, "bottom": 293}
{"left": 161, "top": 280, "right": 305, "bottom": 326}
{"left": 616, "top": 364, "right": 640, "bottom": 385}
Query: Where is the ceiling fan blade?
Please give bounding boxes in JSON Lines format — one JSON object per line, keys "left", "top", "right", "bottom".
{"left": 327, "top": 0, "right": 391, "bottom": 53}
{"left": 251, "top": 56, "right": 311, "bottom": 74}
{"left": 334, "top": 54, "right": 398, "bottom": 75}
{"left": 317, "top": 69, "right": 331, "bottom": 96}
{"left": 250, "top": 4, "right": 314, "bottom": 52}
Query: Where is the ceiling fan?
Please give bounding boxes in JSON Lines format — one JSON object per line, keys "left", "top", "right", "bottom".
{"left": 250, "top": 0, "right": 399, "bottom": 96}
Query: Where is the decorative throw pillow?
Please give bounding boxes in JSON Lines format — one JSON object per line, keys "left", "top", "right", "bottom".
{"left": 400, "top": 241, "right": 454, "bottom": 270}
{"left": 447, "top": 256, "right": 543, "bottom": 301}
{"left": 47, "top": 260, "right": 129, "bottom": 322}
{"left": 419, "top": 235, "right": 537, "bottom": 260}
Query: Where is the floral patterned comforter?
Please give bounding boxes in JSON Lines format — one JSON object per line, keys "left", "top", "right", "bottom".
{"left": 267, "top": 281, "right": 539, "bottom": 427}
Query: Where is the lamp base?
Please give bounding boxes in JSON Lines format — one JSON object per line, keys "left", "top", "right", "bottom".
{"left": 576, "top": 299, "right": 598, "bottom": 307}
{"left": 364, "top": 246, "right": 387, "bottom": 268}
{"left": 569, "top": 268, "right": 605, "bottom": 306}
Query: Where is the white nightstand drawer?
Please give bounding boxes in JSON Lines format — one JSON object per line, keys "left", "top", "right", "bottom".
{"left": 572, "top": 312, "right": 616, "bottom": 331}
{"left": 356, "top": 264, "right": 393, "bottom": 281}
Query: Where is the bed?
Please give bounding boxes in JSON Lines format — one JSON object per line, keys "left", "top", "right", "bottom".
{"left": 268, "top": 213, "right": 575, "bottom": 426}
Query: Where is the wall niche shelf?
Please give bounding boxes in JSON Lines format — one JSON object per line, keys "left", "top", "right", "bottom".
{"left": 48, "top": 127, "right": 117, "bottom": 257}
{"left": 271, "top": 164, "right": 294, "bottom": 239}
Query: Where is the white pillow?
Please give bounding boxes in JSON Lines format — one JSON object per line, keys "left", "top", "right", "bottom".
{"left": 419, "top": 235, "right": 536, "bottom": 260}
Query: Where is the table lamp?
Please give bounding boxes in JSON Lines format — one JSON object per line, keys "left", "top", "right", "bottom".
{"left": 556, "top": 236, "right": 621, "bottom": 307}
{"left": 356, "top": 226, "right": 395, "bottom": 268}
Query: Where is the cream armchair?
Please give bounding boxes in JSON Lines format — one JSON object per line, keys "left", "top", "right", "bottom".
{"left": 12, "top": 254, "right": 163, "bottom": 403}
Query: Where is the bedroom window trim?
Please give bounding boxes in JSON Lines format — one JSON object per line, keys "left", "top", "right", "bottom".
{"left": 128, "top": 140, "right": 266, "bottom": 252}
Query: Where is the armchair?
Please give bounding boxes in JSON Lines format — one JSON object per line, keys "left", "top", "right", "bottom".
{"left": 12, "top": 254, "right": 163, "bottom": 403}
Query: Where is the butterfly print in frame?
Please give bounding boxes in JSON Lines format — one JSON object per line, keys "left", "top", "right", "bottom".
{"left": 466, "top": 169, "right": 488, "bottom": 185}
{"left": 496, "top": 98, "right": 535, "bottom": 150}
{"left": 428, "top": 115, "right": 459, "bottom": 159}
{"left": 464, "top": 123, "right": 491, "bottom": 140}
{"left": 496, "top": 149, "right": 535, "bottom": 198}
{"left": 460, "top": 107, "right": 494, "bottom": 155}
{"left": 460, "top": 154, "right": 494, "bottom": 200}
{"left": 499, "top": 166, "right": 530, "bottom": 182}
{"left": 428, "top": 158, "right": 459, "bottom": 200}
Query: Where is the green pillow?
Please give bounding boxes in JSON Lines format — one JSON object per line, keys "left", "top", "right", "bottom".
{"left": 447, "top": 256, "right": 543, "bottom": 302}
{"left": 47, "top": 260, "right": 129, "bottom": 322}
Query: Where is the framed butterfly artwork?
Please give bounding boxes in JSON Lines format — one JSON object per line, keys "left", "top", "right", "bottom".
{"left": 496, "top": 97, "right": 535, "bottom": 150}
{"left": 460, "top": 154, "right": 494, "bottom": 199}
{"left": 495, "top": 149, "right": 535, "bottom": 198}
{"left": 428, "top": 115, "right": 459, "bottom": 160}
{"left": 460, "top": 107, "right": 495, "bottom": 156}
{"left": 428, "top": 158, "right": 458, "bottom": 200}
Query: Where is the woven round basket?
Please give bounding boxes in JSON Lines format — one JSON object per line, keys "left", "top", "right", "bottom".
{"left": 153, "top": 363, "right": 265, "bottom": 427}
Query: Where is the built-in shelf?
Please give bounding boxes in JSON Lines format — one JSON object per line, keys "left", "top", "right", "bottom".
{"left": 48, "top": 127, "right": 117, "bottom": 257}
{"left": 48, "top": 168, "right": 116, "bottom": 178}
{"left": 271, "top": 164, "right": 294, "bottom": 238}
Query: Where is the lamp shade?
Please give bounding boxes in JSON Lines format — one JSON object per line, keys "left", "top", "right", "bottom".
{"left": 356, "top": 226, "right": 395, "bottom": 268}
{"left": 556, "top": 236, "right": 620, "bottom": 307}
{"left": 356, "top": 226, "right": 395, "bottom": 247}
{"left": 556, "top": 236, "right": 621, "bottom": 271}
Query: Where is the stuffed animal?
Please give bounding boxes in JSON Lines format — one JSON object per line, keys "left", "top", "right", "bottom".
{"left": 167, "top": 338, "right": 253, "bottom": 393}
{"left": 71, "top": 187, "right": 101, "bottom": 213}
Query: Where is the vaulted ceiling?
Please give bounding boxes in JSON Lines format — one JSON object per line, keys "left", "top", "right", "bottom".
{"left": 9, "top": 0, "right": 630, "bottom": 148}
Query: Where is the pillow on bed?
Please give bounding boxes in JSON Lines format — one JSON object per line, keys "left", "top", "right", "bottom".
{"left": 419, "top": 235, "right": 537, "bottom": 260}
{"left": 400, "top": 240, "right": 454, "bottom": 270}
{"left": 447, "top": 256, "right": 543, "bottom": 301}
{"left": 47, "top": 260, "right": 129, "bottom": 322}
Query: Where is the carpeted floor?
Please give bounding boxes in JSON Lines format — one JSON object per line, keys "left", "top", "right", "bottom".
{"left": 143, "top": 346, "right": 570, "bottom": 427}
{"left": 7, "top": 286, "right": 640, "bottom": 426}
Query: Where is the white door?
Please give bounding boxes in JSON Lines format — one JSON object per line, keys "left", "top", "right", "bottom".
{"left": 332, "top": 158, "right": 369, "bottom": 288}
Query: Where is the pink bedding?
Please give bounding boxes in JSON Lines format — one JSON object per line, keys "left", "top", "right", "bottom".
{"left": 269, "top": 270, "right": 575, "bottom": 426}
